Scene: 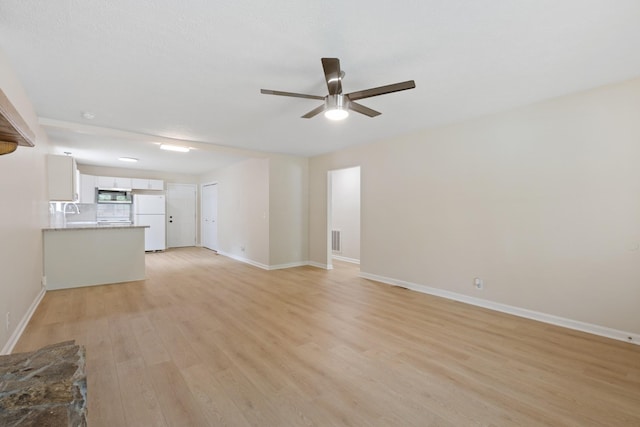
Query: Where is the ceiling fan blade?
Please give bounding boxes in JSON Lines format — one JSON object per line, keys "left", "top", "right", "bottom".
{"left": 321, "top": 58, "right": 342, "bottom": 95}
{"left": 349, "top": 101, "right": 381, "bottom": 117}
{"left": 346, "top": 80, "right": 416, "bottom": 101}
{"left": 301, "top": 104, "right": 326, "bottom": 119}
{"left": 260, "top": 89, "right": 325, "bottom": 101}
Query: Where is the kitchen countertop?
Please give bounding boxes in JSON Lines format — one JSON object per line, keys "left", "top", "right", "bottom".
{"left": 44, "top": 222, "right": 149, "bottom": 231}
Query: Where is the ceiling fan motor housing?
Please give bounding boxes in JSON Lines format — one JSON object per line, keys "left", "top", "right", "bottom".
{"left": 326, "top": 94, "right": 348, "bottom": 111}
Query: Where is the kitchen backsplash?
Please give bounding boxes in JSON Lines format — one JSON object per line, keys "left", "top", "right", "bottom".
{"left": 49, "top": 202, "right": 133, "bottom": 225}
{"left": 96, "top": 203, "right": 131, "bottom": 219}
{"left": 49, "top": 202, "right": 99, "bottom": 226}
{"left": 73, "top": 204, "right": 98, "bottom": 222}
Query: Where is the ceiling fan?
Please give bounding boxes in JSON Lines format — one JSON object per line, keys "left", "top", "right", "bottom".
{"left": 260, "top": 58, "right": 416, "bottom": 120}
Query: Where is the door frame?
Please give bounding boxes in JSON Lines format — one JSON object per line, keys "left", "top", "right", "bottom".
{"left": 200, "top": 181, "right": 219, "bottom": 251}
{"left": 327, "top": 166, "right": 361, "bottom": 270}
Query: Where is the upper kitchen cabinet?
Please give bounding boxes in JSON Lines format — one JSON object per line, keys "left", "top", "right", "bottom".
{"left": 79, "top": 174, "right": 97, "bottom": 203}
{"left": 97, "top": 176, "right": 132, "bottom": 189}
{"left": 131, "top": 178, "right": 164, "bottom": 191}
{"left": 47, "top": 155, "right": 78, "bottom": 201}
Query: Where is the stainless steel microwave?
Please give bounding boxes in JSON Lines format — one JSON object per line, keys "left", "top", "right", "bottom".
{"left": 96, "top": 189, "right": 133, "bottom": 204}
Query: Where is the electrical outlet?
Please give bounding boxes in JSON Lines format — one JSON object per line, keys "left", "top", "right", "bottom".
{"left": 474, "top": 277, "right": 483, "bottom": 290}
{"left": 42, "top": 275, "right": 47, "bottom": 288}
{"left": 5, "top": 312, "right": 10, "bottom": 331}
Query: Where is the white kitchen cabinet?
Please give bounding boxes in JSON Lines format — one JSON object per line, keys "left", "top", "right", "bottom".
{"left": 48, "top": 154, "right": 78, "bottom": 201}
{"left": 97, "top": 176, "right": 132, "bottom": 189}
{"left": 79, "top": 174, "right": 97, "bottom": 203}
{"left": 43, "top": 226, "right": 146, "bottom": 289}
{"left": 131, "top": 178, "right": 164, "bottom": 191}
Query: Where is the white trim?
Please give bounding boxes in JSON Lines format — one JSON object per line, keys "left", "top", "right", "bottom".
{"left": 308, "top": 261, "right": 333, "bottom": 270}
{"left": 1, "top": 288, "right": 46, "bottom": 355}
{"left": 360, "top": 272, "right": 640, "bottom": 346}
{"left": 268, "top": 261, "right": 308, "bottom": 271}
{"left": 332, "top": 255, "right": 360, "bottom": 265}
{"left": 217, "top": 251, "right": 270, "bottom": 270}
{"left": 326, "top": 171, "right": 333, "bottom": 270}
{"left": 218, "top": 251, "right": 335, "bottom": 271}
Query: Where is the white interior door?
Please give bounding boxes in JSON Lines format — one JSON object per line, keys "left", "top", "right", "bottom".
{"left": 201, "top": 183, "right": 218, "bottom": 251}
{"left": 167, "top": 183, "right": 196, "bottom": 248}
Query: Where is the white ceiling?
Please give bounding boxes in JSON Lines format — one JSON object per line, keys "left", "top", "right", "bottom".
{"left": 1, "top": 1, "right": 640, "bottom": 174}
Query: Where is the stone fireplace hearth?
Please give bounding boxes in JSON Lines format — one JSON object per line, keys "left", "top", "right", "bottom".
{"left": 0, "top": 341, "right": 87, "bottom": 426}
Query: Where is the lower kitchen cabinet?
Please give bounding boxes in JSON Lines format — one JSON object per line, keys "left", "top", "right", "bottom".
{"left": 43, "top": 225, "right": 147, "bottom": 289}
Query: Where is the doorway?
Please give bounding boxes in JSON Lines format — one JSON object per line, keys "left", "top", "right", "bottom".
{"left": 328, "top": 166, "right": 361, "bottom": 268}
{"left": 166, "top": 183, "right": 197, "bottom": 248}
{"left": 201, "top": 183, "right": 218, "bottom": 251}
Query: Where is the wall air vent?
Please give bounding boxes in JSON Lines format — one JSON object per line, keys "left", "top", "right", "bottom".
{"left": 331, "top": 230, "right": 341, "bottom": 253}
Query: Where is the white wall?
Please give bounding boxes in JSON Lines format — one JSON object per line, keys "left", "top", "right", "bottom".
{"left": 331, "top": 166, "right": 360, "bottom": 262}
{"left": 201, "top": 158, "right": 270, "bottom": 266}
{"left": 0, "top": 48, "right": 50, "bottom": 353}
{"left": 309, "top": 77, "right": 640, "bottom": 336}
{"left": 200, "top": 155, "right": 309, "bottom": 269}
{"left": 269, "top": 155, "right": 309, "bottom": 268}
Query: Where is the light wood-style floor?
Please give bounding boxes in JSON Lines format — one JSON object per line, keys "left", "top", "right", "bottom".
{"left": 16, "top": 247, "right": 640, "bottom": 426}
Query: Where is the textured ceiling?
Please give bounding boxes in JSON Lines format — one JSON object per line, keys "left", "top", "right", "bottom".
{"left": 1, "top": 1, "right": 640, "bottom": 173}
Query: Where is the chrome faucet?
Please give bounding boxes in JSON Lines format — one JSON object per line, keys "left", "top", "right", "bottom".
{"left": 63, "top": 202, "right": 80, "bottom": 215}
{"left": 62, "top": 202, "right": 80, "bottom": 226}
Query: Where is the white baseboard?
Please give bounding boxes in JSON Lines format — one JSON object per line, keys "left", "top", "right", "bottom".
{"left": 360, "top": 272, "right": 640, "bottom": 346}
{"left": 332, "top": 255, "right": 360, "bottom": 265}
{"left": 1, "top": 288, "right": 46, "bottom": 355}
{"left": 218, "top": 251, "right": 334, "bottom": 271}
{"left": 268, "top": 261, "right": 309, "bottom": 270}
{"left": 307, "top": 261, "right": 333, "bottom": 270}
{"left": 217, "top": 251, "right": 270, "bottom": 270}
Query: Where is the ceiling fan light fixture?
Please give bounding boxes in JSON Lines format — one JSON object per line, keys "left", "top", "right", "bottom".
{"left": 324, "top": 108, "right": 349, "bottom": 121}
{"left": 261, "top": 58, "right": 415, "bottom": 119}
{"left": 324, "top": 94, "right": 349, "bottom": 121}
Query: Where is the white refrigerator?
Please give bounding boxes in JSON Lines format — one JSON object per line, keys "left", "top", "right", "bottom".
{"left": 134, "top": 194, "right": 166, "bottom": 251}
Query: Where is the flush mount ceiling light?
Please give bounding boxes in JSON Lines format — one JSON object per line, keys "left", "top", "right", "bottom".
{"left": 159, "top": 144, "right": 190, "bottom": 153}
{"left": 81, "top": 111, "right": 95, "bottom": 120}
{"left": 118, "top": 157, "right": 138, "bottom": 163}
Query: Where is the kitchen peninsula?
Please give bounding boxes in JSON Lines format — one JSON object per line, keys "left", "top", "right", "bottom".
{"left": 43, "top": 223, "right": 149, "bottom": 290}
